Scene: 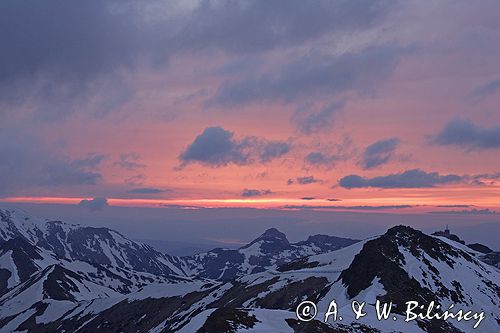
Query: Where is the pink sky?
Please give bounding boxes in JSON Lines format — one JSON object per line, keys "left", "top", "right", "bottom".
{"left": 1, "top": 0, "right": 500, "bottom": 216}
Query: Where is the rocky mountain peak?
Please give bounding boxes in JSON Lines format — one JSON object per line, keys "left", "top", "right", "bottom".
{"left": 240, "top": 228, "right": 290, "bottom": 252}
{"left": 259, "top": 228, "right": 288, "bottom": 242}
{"left": 385, "top": 224, "right": 417, "bottom": 237}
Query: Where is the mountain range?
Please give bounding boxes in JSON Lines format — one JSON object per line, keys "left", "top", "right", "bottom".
{"left": 0, "top": 207, "right": 498, "bottom": 332}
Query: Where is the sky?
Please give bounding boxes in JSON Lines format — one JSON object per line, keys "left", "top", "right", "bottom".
{"left": 1, "top": 1, "right": 500, "bottom": 243}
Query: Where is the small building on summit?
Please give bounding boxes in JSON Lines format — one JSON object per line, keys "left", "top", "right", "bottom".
{"left": 432, "top": 225, "right": 465, "bottom": 244}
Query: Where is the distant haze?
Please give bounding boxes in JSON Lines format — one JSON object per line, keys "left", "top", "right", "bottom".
{"left": 3, "top": 203, "right": 498, "bottom": 251}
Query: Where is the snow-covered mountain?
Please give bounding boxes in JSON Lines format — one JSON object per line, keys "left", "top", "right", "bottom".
{"left": 0, "top": 209, "right": 189, "bottom": 277}
{"left": 184, "top": 227, "right": 359, "bottom": 280}
{"left": 0, "top": 208, "right": 199, "bottom": 331}
{"left": 0, "top": 207, "right": 499, "bottom": 333}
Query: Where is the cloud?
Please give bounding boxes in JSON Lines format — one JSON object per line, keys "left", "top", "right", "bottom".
{"left": 361, "top": 137, "right": 400, "bottom": 169}
{"left": 300, "top": 197, "right": 316, "bottom": 200}
{"left": 305, "top": 152, "right": 330, "bottom": 165}
{"left": 432, "top": 119, "right": 500, "bottom": 150}
{"left": 0, "top": 132, "right": 102, "bottom": 196}
{"left": 127, "top": 188, "right": 166, "bottom": 194}
{"left": 241, "top": 189, "right": 273, "bottom": 197}
{"left": 210, "top": 45, "right": 403, "bottom": 106}
{"left": 471, "top": 78, "right": 500, "bottom": 100}
{"left": 339, "top": 169, "right": 463, "bottom": 189}
{"left": 179, "top": 127, "right": 249, "bottom": 166}
{"left": 436, "top": 204, "right": 471, "bottom": 208}
{"left": 284, "top": 204, "right": 413, "bottom": 210}
{"left": 470, "top": 172, "right": 500, "bottom": 185}
{"left": 297, "top": 176, "right": 319, "bottom": 185}
{"left": 78, "top": 197, "right": 109, "bottom": 211}
{"left": 115, "top": 153, "right": 146, "bottom": 170}
{"left": 179, "top": 126, "right": 289, "bottom": 167}
{"left": 428, "top": 208, "right": 497, "bottom": 215}
{"left": 294, "top": 100, "right": 345, "bottom": 134}
{"left": 259, "top": 141, "right": 290, "bottom": 163}
{"left": 288, "top": 176, "right": 320, "bottom": 185}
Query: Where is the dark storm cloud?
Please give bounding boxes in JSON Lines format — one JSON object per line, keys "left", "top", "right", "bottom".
{"left": 241, "top": 189, "right": 273, "bottom": 197}
{"left": 78, "top": 197, "right": 109, "bottom": 211}
{"left": 361, "top": 137, "right": 399, "bottom": 169}
{"left": 471, "top": 78, "right": 500, "bottom": 100}
{"left": 179, "top": 126, "right": 290, "bottom": 167}
{"left": 294, "top": 100, "right": 345, "bottom": 134}
{"left": 210, "top": 45, "right": 403, "bottom": 106}
{"left": 433, "top": 119, "right": 500, "bottom": 150}
{"left": 0, "top": 0, "right": 395, "bottom": 116}
{"left": 339, "top": 169, "right": 463, "bottom": 189}
{"left": 0, "top": 0, "right": 152, "bottom": 116}
{"left": 127, "top": 188, "right": 167, "bottom": 194}
{"left": 0, "top": 0, "right": 145, "bottom": 83}
{"left": 0, "top": 132, "right": 102, "bottom": 196}
{"left": 182, "top": 0, "right": 393, "bottom": 54}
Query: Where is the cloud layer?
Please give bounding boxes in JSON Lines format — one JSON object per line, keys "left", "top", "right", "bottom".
{"left": 0, "top": 0, "right": 395, "bottom": 116}
{"left": 339, "top": 169, "right": 463, "bottom": 189}
{"left": 127, "top": 188, "right": 166, "bottom": 194}
{"left": 211, "top": 45, "right": 403, "bottom": 106}
{"left": 284, "top": 204, "right": 413, "bottom": 210}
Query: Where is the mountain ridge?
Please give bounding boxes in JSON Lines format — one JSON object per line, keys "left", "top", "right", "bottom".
{"left": 0, "top": 207, "right": 498, "bottom": 332}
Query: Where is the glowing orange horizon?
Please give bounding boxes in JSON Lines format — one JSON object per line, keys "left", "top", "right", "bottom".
{"left": 2, "top": 195, "right": 499, "bottom": 212}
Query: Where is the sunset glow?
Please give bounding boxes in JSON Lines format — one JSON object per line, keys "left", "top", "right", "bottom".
{"left": 1, "top": 0, "right": 499, "bottom": 217}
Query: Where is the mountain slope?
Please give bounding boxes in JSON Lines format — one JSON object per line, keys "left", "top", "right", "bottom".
{"left": 0, "top": 209, "right": 189, "bottom": 277}
{"left": 185, "top": 227, "right": 359, "bottom": 280}
{"left": 0, "top": 207, "right": 498, "bottom": 332}
{"left": 173, "top": 226, "right": 499, "bottom": 332}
